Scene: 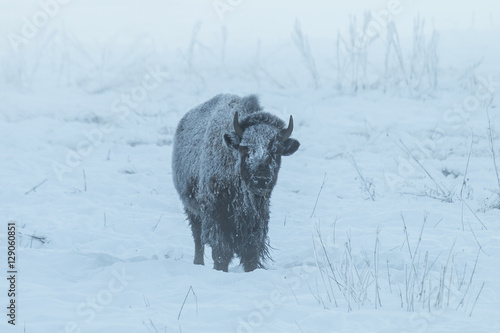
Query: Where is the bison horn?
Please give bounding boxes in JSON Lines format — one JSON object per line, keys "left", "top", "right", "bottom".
{"left": 281, "top": 115, "right": 294, "bottom": 141}
{"left": 233, "top": 112, "right": 244, "bottom": 138}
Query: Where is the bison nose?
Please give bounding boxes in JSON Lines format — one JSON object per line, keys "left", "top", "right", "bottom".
{"left": 253, "top": 176, "right": 271, "bottom": 189}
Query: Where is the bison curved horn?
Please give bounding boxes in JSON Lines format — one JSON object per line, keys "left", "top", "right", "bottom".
{"left": 233, "top": 112, "right": 244, "bottom": 138}
{"left": 281, "top": 115, "right": 294, "bottom": 141}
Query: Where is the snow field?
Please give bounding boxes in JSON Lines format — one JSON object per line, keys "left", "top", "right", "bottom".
{"left": 1, "top": 1, "right": 500, "bottom": 332}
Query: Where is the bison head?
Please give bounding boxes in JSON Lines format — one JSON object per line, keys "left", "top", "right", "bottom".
{"left": 224, "top": 112, "right": 300, "bottom": 197}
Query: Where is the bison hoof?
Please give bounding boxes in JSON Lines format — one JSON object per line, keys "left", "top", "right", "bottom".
{"left": 193, "top": 257, "right": 204, "bottom": 265}
{"left": 214, "top": 262, "right": 229, "bottom": 272}
{"left": 242, "top": 260, "right": 262, "bottom": 272}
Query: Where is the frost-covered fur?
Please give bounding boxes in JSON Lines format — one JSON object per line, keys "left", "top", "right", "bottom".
{"left": 172, "top": 94, "right": 300, "bottom": 272}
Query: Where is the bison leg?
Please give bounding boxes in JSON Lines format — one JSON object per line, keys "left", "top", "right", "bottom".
{"left": 239, "top": 248, "right": 262, "bottom": 272}
{"left": 211, "top": 245, "right": 232, "bottom": 272}
{"left": 186, "top": 211, "right": 204, "bottom": 265}
{"left": 239, "top": 237, "right": 268, "bottom": 272}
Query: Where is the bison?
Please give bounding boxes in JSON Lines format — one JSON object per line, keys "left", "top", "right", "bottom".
{"left": 172, "top": 94, "right": 299, "bottom": 272}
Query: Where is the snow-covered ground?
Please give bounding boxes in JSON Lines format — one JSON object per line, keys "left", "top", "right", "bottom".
{"left": 1, "top": 1, "right": 500, "bottom": 332}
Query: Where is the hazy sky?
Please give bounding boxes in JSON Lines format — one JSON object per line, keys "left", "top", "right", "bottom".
{"left": 1, "top": 0, "right": 498, "bottom": 54}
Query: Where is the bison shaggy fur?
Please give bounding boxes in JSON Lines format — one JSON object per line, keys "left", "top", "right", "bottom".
{"left": 172, "top": 94, "right": 299, "bottom": 272}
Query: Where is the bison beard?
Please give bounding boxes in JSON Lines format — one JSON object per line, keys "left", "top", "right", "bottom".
{"left": 172, "top": 94, "right": 300, "bottom": 272}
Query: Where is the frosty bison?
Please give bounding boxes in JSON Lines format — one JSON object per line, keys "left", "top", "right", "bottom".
{"left": 172, "top": 94, "right": 300, "bottom": 272}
